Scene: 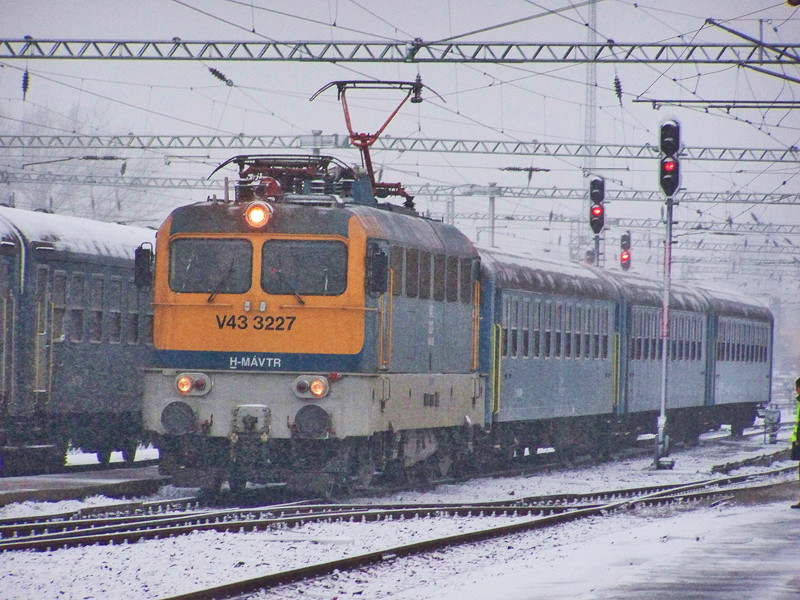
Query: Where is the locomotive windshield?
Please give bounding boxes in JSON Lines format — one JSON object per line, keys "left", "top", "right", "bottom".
{"left": 261, "top": 240, "right": 347, "bottom": 296}
{"left": 169, "top": 238, "right": 253, "bottom": 294}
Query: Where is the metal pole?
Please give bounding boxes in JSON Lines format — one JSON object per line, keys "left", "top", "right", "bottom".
{"left": 657, "top": 194, "right": 674, "bottom": 468}
{"left": 489, "top": 182, "right": 497, "bottom": 247}
{"left": 594, "top": 234, "right": 600, "bottom": 267}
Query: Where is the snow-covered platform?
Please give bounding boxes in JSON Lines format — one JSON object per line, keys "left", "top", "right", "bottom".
{"left": 0, "top": 466, "right": 166, "bottom": 506}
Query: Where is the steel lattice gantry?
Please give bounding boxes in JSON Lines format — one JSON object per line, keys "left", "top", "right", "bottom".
{"left": 1, "top": 134, "right": 797, "bottom": 163}
{"left": 1, "top": 171, "right": 798, "bottom": 206}
{"left": 2, "top": 38, "right": 799, "bottom": 65}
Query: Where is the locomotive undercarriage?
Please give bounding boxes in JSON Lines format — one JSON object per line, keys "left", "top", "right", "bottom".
{"left": 157, "top": 422, "right": 478, "bottom": 495}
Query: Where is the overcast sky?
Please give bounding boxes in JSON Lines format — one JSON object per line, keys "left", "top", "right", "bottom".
{"left": 0, "top": 1, "right": 798, "bottom": 285}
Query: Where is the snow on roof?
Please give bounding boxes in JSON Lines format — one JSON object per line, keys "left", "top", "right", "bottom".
{"left": 0, "top": 207, "right": 155, "bottom": 260}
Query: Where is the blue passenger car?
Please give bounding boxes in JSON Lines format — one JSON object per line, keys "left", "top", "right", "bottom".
{"left": 0, "top": 207, "right": 155, "bottom": 474}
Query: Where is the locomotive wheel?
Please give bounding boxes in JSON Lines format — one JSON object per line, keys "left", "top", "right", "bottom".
{"left": 227, "top": 470, "right": 247, "bottom": 493}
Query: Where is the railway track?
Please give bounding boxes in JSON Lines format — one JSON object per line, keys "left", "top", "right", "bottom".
{"left": 1, "top": 465, "right": 792, "bottom": 555}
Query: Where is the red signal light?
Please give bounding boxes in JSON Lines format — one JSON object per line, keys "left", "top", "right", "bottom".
{"left": 591, "top": 204, "right": 603, "bottom": 217}
{"left": 663, "top": 159, "right": 676, "bottom": 172}
{"left": 621, "top": 250, "right": 630, "bottom": 262}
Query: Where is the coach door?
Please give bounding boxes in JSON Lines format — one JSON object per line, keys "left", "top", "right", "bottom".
{"left": 33, "top": 265, "right": 52, "bottom": 409}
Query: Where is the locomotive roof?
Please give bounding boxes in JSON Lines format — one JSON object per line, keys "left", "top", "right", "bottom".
{"left": 0, "top": 206, "right": 155, "bottom": 260}
{"left": 168, "top": 201, "right": 477, "bottom": 258}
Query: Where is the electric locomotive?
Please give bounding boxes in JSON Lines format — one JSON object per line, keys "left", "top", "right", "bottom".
{"left": 0, "top": 206, "right": 155, "bottom": 475}
{"left": 139, "top": 155, "right": 483, "bottom": 492}
{"left": 140, "top": 154, "right": 773, "bottom": 494}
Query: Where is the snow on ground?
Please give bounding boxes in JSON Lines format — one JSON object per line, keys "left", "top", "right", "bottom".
{"left": 0, "top": 416, "right": 797, "bottom": 600}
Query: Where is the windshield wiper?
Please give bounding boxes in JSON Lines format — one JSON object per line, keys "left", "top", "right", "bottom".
{"left": 276, "top": 269, "right": 305, "bottom": 305}
{"left": 207, "top": 258, "right": 235, "bottom": 303}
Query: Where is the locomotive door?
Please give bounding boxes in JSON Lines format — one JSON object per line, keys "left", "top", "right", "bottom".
{"left": 33, "top": 265, "right": 52, "bottom": 410}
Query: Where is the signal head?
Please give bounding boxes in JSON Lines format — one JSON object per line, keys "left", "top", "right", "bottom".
{"left": 620, "top": 231, "right": 631, "bottom": 250}
{"left": 589, "top": 178, "right": 605, "bottom": 204}
{"left": 660, "top": 120, "right": 680, "bottom": 157}
{"left": 659, "top": 156, "right": 680, "bottom": 197}
{"left": 620, "top": 249, "right": 631, "bottom": 271}
{"left": 589, "top": 202, "right": 604, "bottom": 235}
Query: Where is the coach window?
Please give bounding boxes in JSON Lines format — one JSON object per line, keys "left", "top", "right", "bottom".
{"left": 390, "top": 246, "right": 403, "bottom": 296}
{"left": 108, "top": 277, "right": 122, "bottom": 343}
{"left": 554, "top": 302, "right": 562, "bottom": 358}
{"left": 643, "top": 312, "right": 651, "bottom": 360}
{"left": 533, "top": 300, "right": 541, "bottom": 358}
{"left": 67, "top": 273, "right": 85, "bottom": 343}
{"left": 593, "top": 308, "right": 601, "bottom": 359}
{"left": 544, "top": 301, "right": 552, "bottom": 358}
{"left": 522, "top": 299, "right": 530, "bottom": 358}
{"left": 501, "top": 297, "right": 509, "bottom": 357}
{"left": 418, "top": 251, "right": 431, "bottom": 300}
{"left": 35, "top": 266, "right": 49, "bottom": 336}
{"left": 263, "top": 240, "right": 346, "bottom": 296}
{"left": 510, "top": 298, "right": 519, "bottom": 357}
{"left": 88, "top": 275, "right": 104, "bottom": 343}
{"left": 171, "top": 238, "right": 252, "bottom": 294}
{"left": 126, "top": 281, "right": 139, "bottom": 344}
{"left": 432, "top": 254, "right": 445, "bottom": 301}
{"left": 460, "top": 258, "right": 473, "bottom": 303}
{"left": 52, "top": 271, "right": 67, "bottom": 341}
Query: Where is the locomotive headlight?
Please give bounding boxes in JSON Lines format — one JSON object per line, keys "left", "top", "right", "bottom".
{"left": 176, "top": 375, "right": 193, "bottom": 394}
{"left": 175, "top": 373, "right": 212, "bottom": 396}
{"left": 244, "top": 201, "right": 272, "bottom": 229}
{"left": 292, "top": 375, "right": 330, "bottom": 399}
{"left": 309, "top": 377, "right": 329, "bottom": 398}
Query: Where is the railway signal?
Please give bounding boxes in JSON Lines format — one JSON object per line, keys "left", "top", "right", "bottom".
{"left": 659, "top": 121, "right": 680, "bottom": 197}
{"left": 620, "top": 231, "right": 631, "bottom": 270}
{"left": 589, "top": 178, "right": 605, "bottom": 234}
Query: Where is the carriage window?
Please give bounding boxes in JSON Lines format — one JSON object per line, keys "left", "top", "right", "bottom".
{"left": 533, "top": 300, "right": 541, "bottom": 358}
{"left": 108, "top": 277, "right": 122, "bottom": 343}
{"left": 510, "top": 298, "right": 519, "bottom": 358}
{"left": 404, "top": 249, "right": 419, "bottom": 298}
{"left": 88, "top": 275, "right": 104, "bottom": 342}
{"left": 35, "top": 266, "right": 49, "bottom": 335}
{"left": 127, "top": 281, "right": 139, "bottom": 345}
{"left": 418, "top": 251, "right": 431, "bottom": 300}
{"left": 52, "top": 271, "right": 67, "bottom": 341}
{"left": 68, "top": 272, "right": 85, "bottom": 342}
{"left": 522, "top": 299, "right": 530, "bottom": 358}
{"left": 501, "top": 297, "right": 509, "bottom": 357}
{"left": 554, "top": 302, "right": 562, "bottom": 358}
{"left": 262, "top": 240, "right": 347, "bottom": 296}
{"left": 544, "top": 301, "right": 552, "bottom": 358}
{"left": 391, "top": 246, "right": 403, "bottom": 297}
{"left": 171, "top": 238, "right": 252, "bottom": 294}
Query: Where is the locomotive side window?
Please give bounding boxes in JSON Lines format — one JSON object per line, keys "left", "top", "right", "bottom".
{"left": 446, "top": 256, "right": 458, "bottom": 302}
{"left": 52, "top": 271, "right": 67, "bottom": 341}
{"left": 68, "top": 272, "right": 85, "bottom": 343}
{"left": 88, "top": 275, "right": 104, "bottom": 343}
{"left": 432, "top": 254, "right": 445, "bottom": 301}
{"left": 460, "top": 258, "right": 472, "bottom": 303}
{"left": 390, "top": 246, "right": 403, "bottom": 296}
{"left": 262, "top": 240, "right": 347, "bottom": 296}
{"left": 418, "top": 251, "right": 431, "bottom": 300}
{"left": 170, "top": 238, "right": 252, "bottom": 294}
{"left": 404, "top": 249, "right": 419, "bottom": 298}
